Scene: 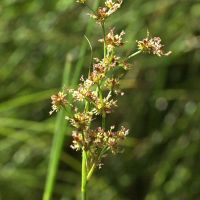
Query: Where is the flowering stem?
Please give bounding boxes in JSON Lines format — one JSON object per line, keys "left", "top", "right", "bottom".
{"left": 86, "top": 80, "right": 107, "bottom": 181}
{"left": 47, "top": 1, "right": 172, "bottom": 200}
{"left": 81, "top": 92, "right": 92, "bottom": 200}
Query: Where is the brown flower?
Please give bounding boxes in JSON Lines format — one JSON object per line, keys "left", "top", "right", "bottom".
{"left": 99, "top": 28, "right": 127, "bottom": 51}
{"left": 136, "top": 30, "right": 172, "bottom": 57}
{"left": 87, "top": 0, "right": 123, "bottom": 26}
{"left": 49, "top": 92, "right": 68, "bottom": 115}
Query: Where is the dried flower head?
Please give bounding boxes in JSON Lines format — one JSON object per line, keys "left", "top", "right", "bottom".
{"left": 136, "top": 30, "right": 172, "bottom": 57}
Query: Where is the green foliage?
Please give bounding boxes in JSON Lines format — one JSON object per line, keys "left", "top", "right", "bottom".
{"left": 1, "top": 0, "right": 200, "bottom": 200}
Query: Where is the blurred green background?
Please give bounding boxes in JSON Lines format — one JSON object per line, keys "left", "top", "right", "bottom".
{"left": 1, "top": 0, "right": 200, "bottom": 199}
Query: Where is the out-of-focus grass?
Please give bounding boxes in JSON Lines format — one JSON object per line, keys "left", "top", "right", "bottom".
{"left": 1, "top": 0, "right": 200, "bottom": 199}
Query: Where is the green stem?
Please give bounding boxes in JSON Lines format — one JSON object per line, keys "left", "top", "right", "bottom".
{"left": 98, "top": 84, "right": 106, "bottom": 128}
{"left": 87, "top": 149, "right": 101, "bottom": 181}
{"left": 106, "top": 90, "right": 112, "bottom": 100}
{"left": 99, "top": 146, "right": 110, "bottom": 157}
{"left": 86, "top": 81, "right": 106, "bottom": 181}
{"left": 110, "top": 48, "right": 114, "bottom": 62}
{"left": 87, "top": 162, "right": 96, "bottom": 181}
{"left": 81, "top": 79, "right": 93, "bottom": 200}
{"left": 102, "top": 112, "right": 106, "bottom": 129}
{"left": 84, "top": 2, "right": 97, "bottom": 15}
{"left": 98, "top": 85, "right": 104, "bottom": 107}
{"left": 63, "top": 106, "right": 73, "bottom": 118}
{"left": 87, "top": 146, "right": 110, "bottom": 181}
{"left": 119, "top": 50, "right": 142, "bottom": 63}
{"left": 102, "top": 25, "right": 107, "bottom": 58}
{"left": 81, "top": 130, "right": 86, "bottom": 142}
{"left": 72, "top": 0, "right": 101, "bottom": 89}
{"left": 85, "top": 98, "right": 98, "bottom": 108}
{"left": 82, "top": 150, "right": 87, "bottom": 200}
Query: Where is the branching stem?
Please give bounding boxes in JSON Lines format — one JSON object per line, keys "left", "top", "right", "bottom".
{"left": 102, "top": 25, "right": 107, "bottom": 58}
{"left": 120, "top": 50, "right": 142, "bottom": 63}
{"left": 84, "top": 3, "right": 97, "bottom": 15}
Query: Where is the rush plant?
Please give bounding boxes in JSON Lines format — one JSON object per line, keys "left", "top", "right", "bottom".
{"left": 44, "top": 0, "right": 171, "bottom": 200}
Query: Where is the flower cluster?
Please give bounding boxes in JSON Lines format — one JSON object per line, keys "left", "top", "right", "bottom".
{"left": 98, "top": 28, "right": 127, "bottom": 51}
{"left": 94, "top": 55, "right": 120, "bottom": 73}
{"left": 49, "top": 90, "right": 68, "bottom": 115}
{"left": 136, "top": 30, "right": 172, "bottom": 57}
{"left": 87, "top": 0, "right": 123, "bottom": 25}
{"left": 71, "top": 126, "right": 129, "bottom": 155}
{"left": 49, "top": 0, "right": 171, "bottom": 174}
{"left": 104, "top": 75, "right": 122, "bottom": 95}
{"left": 72, "top": 84, "right": 98, "bottom": 102}
{"left": 66, "top": 109, "right": 93, "bottom": 131}
{"left": 92, "top": 97, "right": 118, "bottom": 115}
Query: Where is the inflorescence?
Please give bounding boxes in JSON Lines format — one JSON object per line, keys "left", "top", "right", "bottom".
{"left": 50, "top": 0, "right": 171, "bottom": 169}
